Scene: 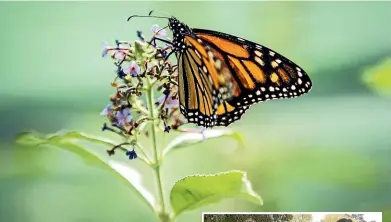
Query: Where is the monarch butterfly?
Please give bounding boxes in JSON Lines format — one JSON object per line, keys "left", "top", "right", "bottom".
{"left": 129, "top": 11, "right": 312, "bottom": 128}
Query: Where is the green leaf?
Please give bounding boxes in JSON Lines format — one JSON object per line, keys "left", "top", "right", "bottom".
{"left": 362, "top": 57, "right": 391, "bottom": 97}
{"left": 163, "top": 129, "right": 245, "bottom": 156}
{"left": 48, "top": 131, "right": 121, "bottom": 149}
{"left": 132, "top": 40, "right": 156, "bottom": 63}
{"left": 14, "top": 131, "right": 156, "bottom": 212}
{"left": 170, "top": 171, "right": 262, "bottom": 217}
{"left": 15, "top": 131, "right": 48, "bottom": 147}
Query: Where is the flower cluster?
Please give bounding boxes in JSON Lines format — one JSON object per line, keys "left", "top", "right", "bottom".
{"left": 100, "top": 25, "right": 186, "bottom": 160}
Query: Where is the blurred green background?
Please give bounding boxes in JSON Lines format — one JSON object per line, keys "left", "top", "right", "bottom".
{"left": 1, "top": 1, "right": 391, "bottom": 222}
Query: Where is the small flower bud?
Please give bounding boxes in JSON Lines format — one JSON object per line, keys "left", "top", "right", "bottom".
{"left": 136, "top": 31, "right": 145, "bottom": 42}
{"left": 101, "top": 123, "right": 108, "bottom": 131}
{"left": 109, "top": 96, "right": 117, "bottom": 102}
{"left": 126, "top": 149, "right": 138, "bottom": 160}
{"left": 163, "top": 88, "right": 170, "bottom": 96}
{"left": 107, "top": 149, "right": 115, "bottom": 156}
{"left": 116, "top": 67, "right": 126, "bottom": 79}
{"left": 164, "top": 125, "right": 171, "bottom": 133}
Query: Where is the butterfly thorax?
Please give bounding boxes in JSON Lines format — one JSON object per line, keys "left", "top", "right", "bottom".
{"left": 168, "top": 17, "right": 192, "bottom": 52}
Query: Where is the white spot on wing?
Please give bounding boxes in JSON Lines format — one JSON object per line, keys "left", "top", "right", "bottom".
{"left": 202, "top": 66, "right": 208, "bottom": 73}
{"left": 254, "top": 50, "right": 263, "bottom": 57}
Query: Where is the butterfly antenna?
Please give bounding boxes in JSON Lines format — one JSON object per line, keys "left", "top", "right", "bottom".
{"left": 149, "top": 10, "right": 173, "bottom": 18}
{"left": 127, "top": 14, "right": 170, "bottom": 21}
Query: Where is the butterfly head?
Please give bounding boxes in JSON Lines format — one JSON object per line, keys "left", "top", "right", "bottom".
{"left": 168, "top": 17, "right": 192, "bottom": 52}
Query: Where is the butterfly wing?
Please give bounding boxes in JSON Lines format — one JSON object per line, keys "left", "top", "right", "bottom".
{"left": 193, "top": 28, "right": 313, "bottom": 126}
{"left": 176, "top": 34, "right": 234, "bottom": 127}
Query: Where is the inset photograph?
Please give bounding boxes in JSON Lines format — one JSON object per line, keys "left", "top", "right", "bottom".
{"left": 203, "top": 213, "right": 382, "bottom": 222}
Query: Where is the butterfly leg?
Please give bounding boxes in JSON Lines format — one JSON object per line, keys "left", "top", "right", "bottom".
{"left": 147, "top": 36, "right": 175, "bottom": 59}
{"left": 163, "top": 50, "right": 175, "bottom": 60}
{"left": 154, "top": 47, "right": 175, "bottom": 60}
{"left": 147, "top": 37, "right": 173, "bottom": 46}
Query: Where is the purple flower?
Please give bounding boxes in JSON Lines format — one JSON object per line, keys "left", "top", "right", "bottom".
{"left": 151, "top": 24, "right": 167, "bottom": 38}
{"left": 126, "top": 149, "right": 137, "bottom": 160}
{"left": 115, "top": 108, "right": 132, "bottom": 126}
{"left": 156, "top": 93, "right": 179, "bottom": 109}
{"left": 100, "top": 104, "right": 112, "bottom": 116}
{"left": 102, "top": 41, "right": 109, "bottom": 57}
{"left": 114, "top": 50, "right": 127, "bottom": 60}
{"left": 124, "top": 61, "right": 141, "bottom": 77}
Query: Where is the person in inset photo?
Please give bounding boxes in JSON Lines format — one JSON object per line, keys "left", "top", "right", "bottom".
{"left": 337, "top": 218, "right": 353, "bottom": 222}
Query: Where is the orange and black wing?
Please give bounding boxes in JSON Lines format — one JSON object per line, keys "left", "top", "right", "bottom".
{"left": 176, "top": 35, "right": 234, "bottom": 127}
{"left": 193, "top": 28, "right": 313, "bottom": 126}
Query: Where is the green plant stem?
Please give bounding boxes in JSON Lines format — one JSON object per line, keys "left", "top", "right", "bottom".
{"left": 146, "top": 78, "right": 169, "bottom": 222}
